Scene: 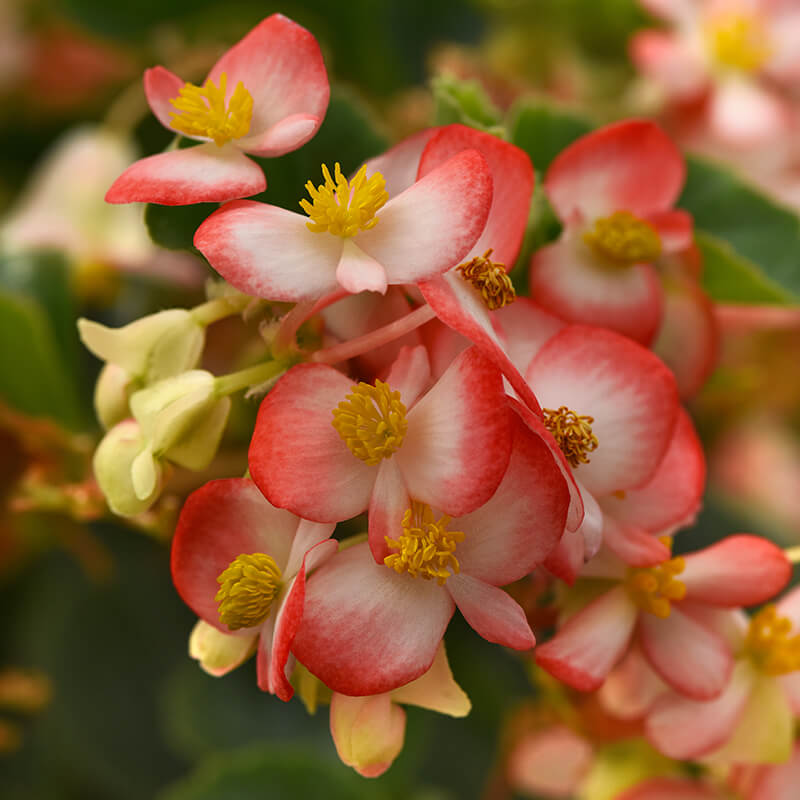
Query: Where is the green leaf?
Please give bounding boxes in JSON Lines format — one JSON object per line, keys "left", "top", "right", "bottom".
{"left": 509, "top": 101, "right": 592, "bottom": 174}
{"left": 680, "top": 157, "right": 800, "bottom": 304}
{"left": 144, "top": 202, "right": 218, "bottom": 254}
{"left": 158, "top": 745, "right": 393, "bottom": 800}
{"left": 695, "top": 232, "right": 793, "bottom": 305}
{"left": 431, "top": 74, "right": 504, "bottom": 134}
{"left": 0, "top": 290, "right": 83, "bottom": 428}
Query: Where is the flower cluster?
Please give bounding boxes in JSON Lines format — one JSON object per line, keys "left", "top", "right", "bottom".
{"left": 82, "top": 13, "right": 799, "bottom": 786}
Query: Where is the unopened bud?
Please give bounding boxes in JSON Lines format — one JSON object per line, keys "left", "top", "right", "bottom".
{"left": 94, "top": 363, "right": 134, "bottom": 429}
{"left": 188, "top": 620, "right": 257, "bottom": 677}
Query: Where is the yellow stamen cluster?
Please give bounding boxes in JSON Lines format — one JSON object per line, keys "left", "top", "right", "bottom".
{"left": 582, "top": 210, "right": 662, "bottom": 266}
{"left": 745, "top": 605, "right": 800, "bottom": 675}
{"left": 457, "top": 248, "right": 517, "bottom": 310}
{"left": 300, "top": 163, "right": 388, "bottom": 238}
{"left": 626, "top": 552, "right": 686, "bottom": 619}
{"left": 215, "top": 553, "right": 282, "bottom": 630}
{"left": 706, "top": 12, "right": 773, "bottom": 73}
{"left": 169, "top": 72, "right": 253, "bottom": 147}
{"left": 543, "top": 406, "right": 599, "bottom": 468}
{"left": 332, "top": 380, "right": 408, "bottom": 465}
{"left": 384, "top": 501, "right": 465, "bottom": 584}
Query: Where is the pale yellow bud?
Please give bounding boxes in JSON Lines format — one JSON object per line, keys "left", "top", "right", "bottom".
{"left": 93, "top": 363, "right": 134, "bottom": 429}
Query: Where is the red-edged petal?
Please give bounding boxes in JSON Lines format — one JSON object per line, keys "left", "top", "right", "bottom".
{"left": 529, "top": 237, "right": 664, "bottom": 346}
{"left": 653, "top": 279, "right": 719, "bottom": 401}
{"left": 599, "top": 409, "right": 705, "bottom": 535}
{"left": 362, "top": 128, "right": 438, "bottom": 197}
{"left": 291, "top": 542, "right": 455, "bottom": 695}
{"left": 208, "top": 14, "right": 329, "bottom": 155}
{"left": 616, "top": 778, "right": 724, "bottom": 800}
{"left": 284, "top": 519, "right": 337, "bottom": 579}
{"left": 143, "top": 66, "right": 186, "bottom": 132}
{"left": 258, "top": 538, "right": 338, "bottom": 700}
{"left": 384, "top": 345, "right": 432, "bottom": 408}
{"left": 646, "top": 661, "right": 755, "bottom": 760}
{"left": 356, "top": 150, "right": 493, "bottom": 285}
{"left": 543, "top": 528, "right": 585, "bottom": 585}
{"left": 249, "top": 364, "right": 376, "bottom": 522}
{"left": 646, "top": 209, "right": 693, "bottom": 254}
{"left": 494, "top": 298, "right": 565, "bottom": 376}
{"left": 535, "top": 585, "right": 637, "bottom": 691}
{"left": 599, "top": 645, "right": 668, "bottom": 720}
{"left": 241, "top": 113, "right": 324, "bottom": 159}
{"left": 336, "top": 239, "right": 387, "bottom": 295}
{"left": 638, "top": 607, "right": 733, "bottom": 700}
{"left": 681, "top": 535, "right": 792, "bottom": 607}
{"left": 446, "top": 574, "right": 535, "bottom": 650}
{"left": 368, "top": 458, "right": 410, "bottom": 564}
{"left": 601, "top": 515, "right": 671, "bottom": 567}
{"left": 398, "top": 346, "right": 512, "bottom": 516}
{"left": 171, "top": 478, "right": 300, "bottom": 631}
{"left": 194, "top": 200, "right": 342, "bottom": 302}
{"left": 527, "top": 325, "right": 679, "bottom": 496}
{"left": 454, "top": 410, "right": 568, "bottom": 585}
{"left": 105, "top": 144, "right": 265, "bottom": 205}
{"left": 417, "top": 123, "right": 534, "bottom": 265}
{"left": 545, "top": 120, "right": 685, "bottom": 223}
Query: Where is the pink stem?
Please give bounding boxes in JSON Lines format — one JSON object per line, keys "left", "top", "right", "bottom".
{"left": 311, "top": 304, "right": 437, "bottom": 365}
{"left": 272, "top": 289, "right": 349, "bottom": 356}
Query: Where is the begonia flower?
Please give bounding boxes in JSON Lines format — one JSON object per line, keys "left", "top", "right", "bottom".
{"left": 536, "top": 536, "right": 791, "bottom": 701}
{"left": 615, "top": 776, "right": 724, "bottom": 800}
{"left": 194, "top": 145, "right": 493, "bottom": 300}
{"left": 106, "top": 15, "right": 329, "bottom": 205}
{"left": 646, "top": 584, "right": 800, "bottom": 763}
{"left": 289, "top": 403, "right": 569, "bottom": 695}
{"left": 170, "top": 478, "right": 336, "bottom": 700}
{"left": 328, "top": 644, "right": 470, "bottom": 777}
{"left": 529, "top": 120, "right": 690, "bottom": 345}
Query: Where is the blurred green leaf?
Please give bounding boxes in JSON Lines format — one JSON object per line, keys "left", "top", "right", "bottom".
{"left": 158, "top": 744, "right": 392, "bottom": 800}
{"left": 695, "top": 232, "right": 793, "bottom": 305}
{"left": 144, "top": 203, "right": 217, "bottom": 254}
{"left": 0, "top": 289, "right": 83, "bottom": 428}
{"left": 680, "top": 157, "right": 800, "bottom": 304}
{"left": 509, "top": 101, "right": 592, "bottom": 174}
{"left": 432, "top": 74, "right": 504, "bottom": 134}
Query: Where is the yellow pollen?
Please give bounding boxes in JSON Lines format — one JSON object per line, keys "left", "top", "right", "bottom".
{"left": 582, "top": 211, "right": 662, "bottom": 266}
{"left": 706, "top": 12, "right": 773, "bottom": 73}
{"left": 169, "top": 72, "right": 253, "bottom": 147}
{"left": 332, "top": 380, "right": 408, "bottom": 465}
{"left": 299, "top": 163, "right": 388, "bottom": 238}
{"left": 744, "top": 605, "right": 800, "bottom": 676}
{"left": 543, "top": 406, "right": 599, "bottom": 468}
{"left": 215, "top": 553, "right": 282, "bottom": 630}
{"left": 384, "top": 501, "right": 465, "bottom": 585}
{"left": 457, "top": 248, "right": 517, "bottom": 310}
{"left": 625, "top": 548, "right": 686, "bottom": 618}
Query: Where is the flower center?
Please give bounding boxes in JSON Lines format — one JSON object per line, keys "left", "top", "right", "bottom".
{"left": 744, "top": 605, "right": 800, "bottom": 675}
{"left": 457, "top": 248, "right": 517, "bottom": 310}
{"left": 384, "top": 501, "right": 465, "bottom": 584}
{"left": 299, "top": 163, "right": 388, "bottom": 238}
{"left": 169, "top": 72, "right": 253, "bottom": 147}
{"left": 625, "top": 547, "right": 686, "bottom": 618}
{"left": 582, "top": 211, "right": 661, "bottom": 266}
{"left": 215, "top": 553, "right": 282, "bottom": 630}
{"left": 706, "top": 12, "right": 773, "bottom": 73}
{"left": 332, "top": 380, "right": 408, "bottom": 465}
{"left": 543, "top": 406, "right": 599, "bottom": 468}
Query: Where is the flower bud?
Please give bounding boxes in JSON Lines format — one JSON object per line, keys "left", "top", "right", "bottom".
{"left": 93, "top": 420, "right": 162, "bottom": 516}
{"left": 93, "top": 363, "right": 134, "bottom": 429}
{"left": 188, "top": 620, "right": 256, "bottom": 677}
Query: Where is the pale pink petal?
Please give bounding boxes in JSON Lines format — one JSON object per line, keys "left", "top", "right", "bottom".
{"left": 292, "top": 542, "right": 455, "bottom": 695}
{"left": 599, "top": 646, "right": 668, "bottom": 720}
{"left": 599, "top": 409, "right": 705, "bottom": 534}
{"left": 536, "top": 586, "right": 637, "bottom": 691}
{"left": 241, "top": 113, "right": 324, "bottom": 159}
{"left": 171, "top": 478, "right": 299, "bottom": 631}
{"left": 681, "top": 535, "right": 792, "bottom": 607}
{"left": 527, "top": 325, "right": 679, "bottom": 496}
{"left": 749, "top": 744, "right": 800, "bottom": 800}
{"left": 494, "top": 298, "right": 564, "bottom": 376}
{"left": 545, "top": 120, "right": 685, "bottom": 223}
{"left": 335, "top": 239, "right": 388, "bottom": 295}
{"left": 384, "top": 345, "right": 432, "bottom": 408}
{"left": 616, "top": 778, "right": 724, "bottom": 800}
{"left": 629, "top": 32, "right": 708, "bottom": 100}
{"left": 646, "top": 660, "right": 755, "bottom": 760}
{"left": 249, "top": 364, "right": 376, "bottom": 522}
{"left": 638, "top": 607, "right": 733, "bottom": 700}
{"left": 779, "top": 673, "right": 800, "bottom": 716}
{"left": 356, "top": 150, "right": 493, "bottom": 284}
{"left": 391, "top": 643, "right": 470, "bottom": 716}
{"left": 368, "top": 458, "right": 411, "bottom": 563}
{"left": 194, "top": 200, "right": 342, "bottom": 302}
{"left": 529, "top": 236, "right": 664, "bottom": 346}
{"left": 398, "top": 347, "right": 512, "bottom": 516}
{"left": 208, "top": 14, "right": 329, "bottom": 153}
{"left": 543, "top": 527, "right": 586, "bottom": 585}
{"left": 143, "top": 65, "right": 186, "bottom": 132}
{"left": 284, "top": 519, "right": 337, "bottom": 579}
{"left": 601, "top": 515, "right": 671, "bottom": 567}
{"left": 709, "top": 79, "right": 790, "bottom": 148}
{"left": 453, "top": 411, "right": 569, "bottom": 584}
{"left": 646, "top": 209, "right": 693, "bottom": 253}
{"left": 362, "top": 128, "right": 438, "bottom": 198}
{"left": 446, "top": 573, "right": 535, "bottom": 650}
{"left": 105, "top": 144, "right": 265, "bottom": 205}
{"left": 417, "top": 123, "right": 534, "bottom": 265}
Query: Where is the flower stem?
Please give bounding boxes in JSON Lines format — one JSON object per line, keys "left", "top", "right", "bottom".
{"left": 214, "top": 360, "right": 289, "bottom": 396}
{"left": 311, "top": 304, "right": 436, "bottom": 365}
{"left": 190, "top": 295, "right": 251, "bottom": 327}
